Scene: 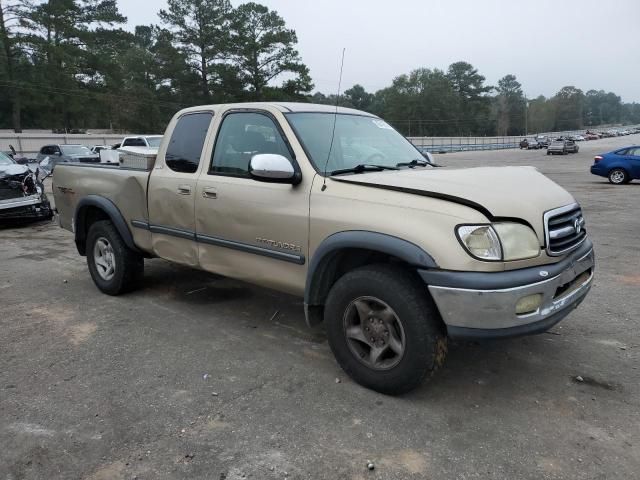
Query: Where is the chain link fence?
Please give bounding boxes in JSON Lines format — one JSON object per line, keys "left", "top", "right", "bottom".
{"left": 408, "top": 126, "right": 640, "bottom": 153}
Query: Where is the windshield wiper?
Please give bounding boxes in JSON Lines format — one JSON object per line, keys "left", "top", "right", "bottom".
{"left": 330, "top": 164, "right": 399, "bottom": 176}
{"left": 396, "top": 159, "right": 444, "bottom": 168}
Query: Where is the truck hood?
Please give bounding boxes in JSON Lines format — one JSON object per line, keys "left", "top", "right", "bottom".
{"left": 331, "top": 166, "right": 575, "bottom": 236}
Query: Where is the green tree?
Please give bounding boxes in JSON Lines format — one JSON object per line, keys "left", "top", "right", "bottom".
{"left": 527, "top": 95, "right": 555, "bottom": 133}
{"left": 343, "top": 84, "right": 373, "bottom": 111}
{"left": 159, "top": 0, "right": 233, "bottom": 101}
{"left": 17, "top": 0, "right": 126, "bottom": 129}
{"left": 375, "top": 68, "right": 460, "bottom": 136}
{"left": 553, "top": 86, "right": 584, "bottom": 130}
{"left": 0, "top": 0, "right": 25, "bottom": 130}
{"left": 495, "top": 74, "right": 525, "bottom": 135}
{"left": 230, "top": 2, "right": 311, "bottom": 99}
{"left": 446, "top": 61, "right": 493, "bottom": 135}
{"left": 583, "top": 89, "right": 622, "bottom": 126}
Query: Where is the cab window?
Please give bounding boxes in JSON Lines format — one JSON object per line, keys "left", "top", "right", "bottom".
{"left": 210, "top": 112, "right": 292, "bottom": 177}
{"left": 122, "top": 137, "right": 146, "bottom": 147}
{"left": 165, "top": 112, "right": 213, "bottom": 174}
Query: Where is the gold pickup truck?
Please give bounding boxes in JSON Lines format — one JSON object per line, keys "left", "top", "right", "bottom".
{"left": 53, "top": 102, "right": 594, "bottom": 394}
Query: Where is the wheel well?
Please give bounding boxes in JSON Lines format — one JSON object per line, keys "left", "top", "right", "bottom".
{"left": 609, "top": 167, "right": 628, "bottom": 174}
{"left": 75, "top": 206, "right": 110, "bottom": 255}
{"left": 305, "top": 248, "right": 420, "bottom": 325}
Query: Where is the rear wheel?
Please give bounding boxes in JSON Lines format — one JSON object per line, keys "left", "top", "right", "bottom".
{"left": 324, "top": 264, "right": 447, "bottom": 395}
{"left": 608, "top": 168, "right": 629, "bottom": 185}
{"left": 86, "top": 220, "right": 144, "bottom": 295}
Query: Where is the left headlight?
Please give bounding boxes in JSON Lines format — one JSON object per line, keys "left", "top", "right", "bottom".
{"left": 456, "top": 223, "right": 540, "bottom": 261}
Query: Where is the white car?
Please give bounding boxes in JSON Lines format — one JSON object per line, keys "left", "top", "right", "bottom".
{"left": 573, "top": 134, "right": 585, "bottom": 141}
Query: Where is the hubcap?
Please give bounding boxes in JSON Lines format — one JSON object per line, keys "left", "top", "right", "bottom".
{"left": 93, "top": 237, "right": 116, "bottom": 281}
{"left": 611, "top": 170, "right": 625, "bottom": 183}
{"left": 342, "top": 296, "right": 406, "bottom": 370}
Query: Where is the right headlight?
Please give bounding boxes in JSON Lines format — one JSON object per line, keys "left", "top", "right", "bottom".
{"left": 456, "top": 223, "right": 541, "bottom": 261}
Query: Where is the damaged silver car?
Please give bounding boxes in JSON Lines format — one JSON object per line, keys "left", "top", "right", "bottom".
{"left": 0, "top": 151, "right": 52, "bottom": 222}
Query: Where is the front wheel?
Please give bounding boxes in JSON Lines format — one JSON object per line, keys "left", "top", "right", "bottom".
{"left": 324, "top": 265, "right": 447, "bottom": 395}
{"left": 86, "top": 220, "right": 144, "bottom": 295}
{"left": 608, "top": 168, "right": 629, "bottom": 185}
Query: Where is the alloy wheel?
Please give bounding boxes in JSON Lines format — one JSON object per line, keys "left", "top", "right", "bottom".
{"left": 342, "top": 296, "right": 406, "bottom": 370}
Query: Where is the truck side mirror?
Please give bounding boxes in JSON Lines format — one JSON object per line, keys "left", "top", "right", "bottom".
{"left": 249, "top": 154, "right": 301, "bottom": 184}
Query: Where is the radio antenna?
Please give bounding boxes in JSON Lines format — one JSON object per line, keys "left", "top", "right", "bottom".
{"left": 321, "top": 48, "right": 346, "bottom": 191}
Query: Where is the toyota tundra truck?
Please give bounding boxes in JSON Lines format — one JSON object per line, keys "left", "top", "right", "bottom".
{"left": 53, "top": 102, "right": 594, "bottom": 394}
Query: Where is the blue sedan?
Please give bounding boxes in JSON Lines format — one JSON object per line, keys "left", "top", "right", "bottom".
{"left": 590, "top": 146, "right": 640, "bottom": 184}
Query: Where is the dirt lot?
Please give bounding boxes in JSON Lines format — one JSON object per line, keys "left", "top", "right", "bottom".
{"left": 1, "top": 136, "right": 639, "bottom": 480}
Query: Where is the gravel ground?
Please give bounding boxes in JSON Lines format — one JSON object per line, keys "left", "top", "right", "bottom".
{"left": 1, "top": 135, "right": 639, "bottom": 480}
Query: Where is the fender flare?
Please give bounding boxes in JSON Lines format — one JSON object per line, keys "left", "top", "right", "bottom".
{"left": 304, "top": 231, "right": 438, "bottom": 322}
{"left": 606, "top": 163, "right": 631, "bottom": 174}
{"left": 74, "top": 195, "right": 138, "bottom": 255}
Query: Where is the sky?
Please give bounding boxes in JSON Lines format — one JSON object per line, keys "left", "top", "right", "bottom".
{"left": 119, "top": 0, "right": 640, "bottom": 102}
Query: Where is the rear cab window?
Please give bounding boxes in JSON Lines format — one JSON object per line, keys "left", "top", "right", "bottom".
{"left": 122, "top": 138, "right": 147, "bottom": 147}
{"left": 165, "top": 112, "right": 214, "bottom": 174}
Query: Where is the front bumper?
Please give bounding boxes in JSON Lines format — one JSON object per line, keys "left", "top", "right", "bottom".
{"left": 419, "top": 240, "right": 594, "bottom": 339}
{"left": 0, "top": 194, "right": 52, "bottom": 220}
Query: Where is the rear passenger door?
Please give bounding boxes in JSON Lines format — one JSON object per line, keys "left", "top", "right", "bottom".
{"left": 626, "top": 147, "right": 640, "bottom": 178}
{"left": 147, "top": 111, "right": 214, "bottom": 266}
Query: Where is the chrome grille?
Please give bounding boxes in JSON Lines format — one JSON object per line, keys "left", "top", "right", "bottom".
{"left": 544, "top": 203, "right": 586, "bottom": 256}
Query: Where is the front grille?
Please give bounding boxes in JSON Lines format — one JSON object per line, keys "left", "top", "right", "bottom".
{"left": 544, "top": 204, "right": 587, "bottom": 256}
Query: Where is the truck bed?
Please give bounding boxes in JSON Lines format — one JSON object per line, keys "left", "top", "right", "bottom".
{"left": 53, "top": 163, "right": 153, "bottom": 252}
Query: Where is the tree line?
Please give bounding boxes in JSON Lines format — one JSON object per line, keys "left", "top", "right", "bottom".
{"left": 1, "top": 0, "right": 639, "bottom": 136}
{"left": 318, "top": 66, "right": 640, "bottom": 137}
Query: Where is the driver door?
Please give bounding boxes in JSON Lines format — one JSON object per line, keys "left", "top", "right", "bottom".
{"left": 195, "top": 109, "right": 311, "bottom": 295}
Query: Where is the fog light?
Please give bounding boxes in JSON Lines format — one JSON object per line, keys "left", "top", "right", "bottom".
{"left": 515, "top": 294, "right": 543, "bottom": 315}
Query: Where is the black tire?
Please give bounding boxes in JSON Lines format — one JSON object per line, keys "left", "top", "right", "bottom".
{"left": 86, "top": 220, "right": 144, "bottom": 295}
{"left": 547, "top": 151, "right": 551, "bottom": 155}
{"left": 324, "top": 264, "right": 447, "bottom": 395}
{"left": 563, "top": 150, "right": 568, "bottom": 155}
{"left": 608, "top": 168, "right": 629, "bottom": 185}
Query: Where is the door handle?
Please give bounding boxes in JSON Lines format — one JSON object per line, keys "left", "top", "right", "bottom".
{"left": 202, "top": 187, "right": 217, "bottom": 199}
{"left": 177, "top": 184, "right": 192, "bottom": 195}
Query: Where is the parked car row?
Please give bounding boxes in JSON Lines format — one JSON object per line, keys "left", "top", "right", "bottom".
{"left": 520, "top": 127, "right": 639, "bottom": 151}
{"left": 519, "top": 136, "right": 580, "bottom": 154}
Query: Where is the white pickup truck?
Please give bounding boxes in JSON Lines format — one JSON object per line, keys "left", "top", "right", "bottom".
{"left": 99, "top": 135, "right": 163, "bottom": 164}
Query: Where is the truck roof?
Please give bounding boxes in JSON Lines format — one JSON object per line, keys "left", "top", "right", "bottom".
{"left": 175, "top": 102, "right": 377, "bottom": 117}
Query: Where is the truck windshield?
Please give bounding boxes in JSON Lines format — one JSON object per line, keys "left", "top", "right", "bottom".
{"left": 146, "top": 137, "right": 162, "bottom": 148}
{"left": 286, "top": 113, "right": 426, "bottom": 174}
{"left": 60, "top": 145, "right": 93, "bottom": 155}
